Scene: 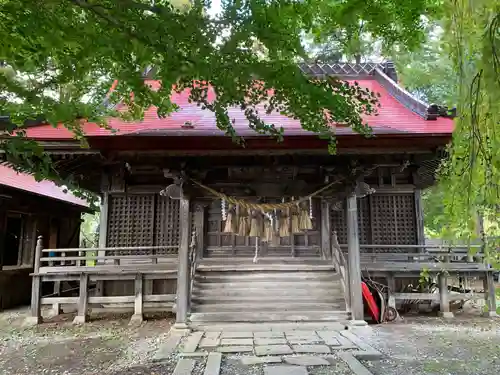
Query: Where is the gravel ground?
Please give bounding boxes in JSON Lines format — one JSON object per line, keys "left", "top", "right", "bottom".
{"left": 0, "top": 306, "right": 499, "bottom": 375}
{"left": 362, "top": 315, "right": 500, "bottom": 375}
{"left": 0, "top": 307, "right": 175, "bottom": 375}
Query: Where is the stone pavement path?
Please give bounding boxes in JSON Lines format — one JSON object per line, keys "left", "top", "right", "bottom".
{"left": 154, "top": 326, "right": 381, "bottom": 375}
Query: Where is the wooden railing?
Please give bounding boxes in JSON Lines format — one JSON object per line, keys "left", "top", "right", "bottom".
{"left": 337, "top": 244, "right": 490, "bottom": 272}
{"left": 26, "top": 236, "right": 179, "bottom": 326}
{"left": 39, "top": 245, "right": 178, "bottom": 271}
{"left": 331, "top": 231, "right": 351, "bottom": 312}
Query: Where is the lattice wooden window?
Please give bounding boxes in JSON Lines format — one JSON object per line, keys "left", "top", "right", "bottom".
{"left": 393, "top": 194, "right": 417, "bottom": 245}
{"left": 330, "top": 197, "right": 370, "bottom": 245}
{"left": 107, "top": 194, "right": 155, "bottom": 253}
{"left": 370, "top": 193, "right": 416, "bottom": 251}
{"left": 358, "top": 197, "right": 370, "bottom": 244}
{"left": 330, "top": 203, "right": 347, "bottom": 244}
{"left": 154, "top": 195, "right": 180, "bottom": 255}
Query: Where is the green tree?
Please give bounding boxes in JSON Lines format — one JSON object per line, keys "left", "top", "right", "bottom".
{"left": 394, "top": 25, "right": 457, "bottom": 107}
{"left": 437, "top": 1, "right": 499, "bottom": 257}
{"left": 1, "top": 0, "right": 437, "bottom": 160}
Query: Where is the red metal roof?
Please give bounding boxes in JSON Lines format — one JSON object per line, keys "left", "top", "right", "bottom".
{"left": 22, "top": 79, "right": 454, "bottom": 140}
{"left": 0, "top": 164, "right": 89, "bottom": 208}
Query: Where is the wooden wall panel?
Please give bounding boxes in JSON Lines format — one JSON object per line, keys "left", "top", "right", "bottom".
{"left": 330, "top": 197, "right": 370, "bottom": 245}
{"left": 331, "top": 193, "right": 416, "bottom": 251}
{"left": 107, "top": 193, "right": 181, "bottom": 254}
{"left": 154, "top": 196, "right": 180, "bottom": 254}
{"left": 107, "top": 195, "right": 154, "bottom": 252}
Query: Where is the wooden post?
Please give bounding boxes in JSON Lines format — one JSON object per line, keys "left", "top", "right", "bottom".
{"left": 346, "top": 193, "right": 365, "bottom": 324}
{"left": 96, "top": 192, "right": 109, "bottom": 294}
{"left": 25, "top": 236, "right": 43, "bottom": 326}
{"left": 0, "top": 206, "right": 6, "bottom": 272}
{"left": 52, "top": 281, "right": 62, "bottom": 316}
{"left": 482, "top": 272, "right": 497, "bottom": 317}
{"left": 175, "top": 196, "right": 190, "bottom": 328}
{"left": 438, "top": 271, "right": 453, "bottom": 318}
{"left": 387, "top": 274, "right": 396, "bottom": 309}
{"left": 194, "top": 203, "right": 205, "bottom": 260}
{"left": 73, "top": 273, "right": 89, "bottom": 324}
{"left": 130, "top": 273, "right": 144, "bottom": 325}
{"left": 413, "top": 188, "right": 425, "bottom": 247}
{"left": 321, "top": 199, "right": 331, "bottom": 260}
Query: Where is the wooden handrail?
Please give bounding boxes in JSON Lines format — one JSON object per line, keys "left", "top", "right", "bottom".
{"left": 40, "top": 255, "right": 178, "bottom": 262}
{"left": 337, "top": 244, "right": 482, "bottom": 249}
{"left": 41, "top": 245, "right": 178, "bottom": 253}
{"left": 331, "top": 231, "right": 350, "bottom": 311}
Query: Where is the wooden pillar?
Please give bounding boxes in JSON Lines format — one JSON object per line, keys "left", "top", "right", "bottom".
{"left": 130, "top": 273, "right": 144, "bottom": 325}
{"left": 194, "top": 203, "right": 205, "bottom": 260}
{"left": 98, "top": 192, "right": 109, "bottom": 249}
{"left": 346, "top": 193, "right": 364, "bottom": 323}
{"left": 96, "top": 192, "right": 109, "bottom": 296}
{"left": 482, "top": 272, "right": 497, "bottom": 317}
{"left": 321, "top": 199, "right": 331, "bottom": 260}
{"left": 73, "top": 273, "right": 89, "bottom": 324}
{"left": 25, "top": 236, "right": 43, "bottom": 326}
{"left": 52, "top": 281, "right": 62, "bottom": 316}
{"left": 386, "top": 273, "right": 396, "bottom": 309}
{"left": 414, "top": 188, "right": 425, "bottom": 247}
{"left": 0, "top": 203, "right": 6, "bottom": 271}
{"left": 175, "top": 196, "right": 190, "bottom": 328}
{"left": 438, "top": 272, "right": 453, "bottom": 318}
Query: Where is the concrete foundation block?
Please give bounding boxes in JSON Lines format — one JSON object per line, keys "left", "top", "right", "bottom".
{"left": 438, "top": 311, "right": 454, "bottom": 319}
{"left": 72, "top": 315, "right": 87, "bottom": 325}
{"left": 23, "top": 316, "right": 41, "bottom": 327}
{"left": 129, "top": 314, "right": 144, "bottom": 326}
{"left": 481, "top": 311, "right": 498, "bottom": 318}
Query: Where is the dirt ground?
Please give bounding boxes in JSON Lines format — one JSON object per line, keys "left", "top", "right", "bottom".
{"left": 0, "top": 307, "right": 498, "bottom": 375}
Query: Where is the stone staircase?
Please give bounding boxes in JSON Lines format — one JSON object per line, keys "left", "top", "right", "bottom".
{"left": 189, "top": 258, "right": 349, "bottom": 324}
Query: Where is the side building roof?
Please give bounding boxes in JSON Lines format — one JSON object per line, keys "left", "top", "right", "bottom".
{"left": 0, "top": 164, "right": 89, "bottom": 209}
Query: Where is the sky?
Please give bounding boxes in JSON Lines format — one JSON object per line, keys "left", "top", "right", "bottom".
{"left": 207, "top": 0, "right": 222, "bottom": 17}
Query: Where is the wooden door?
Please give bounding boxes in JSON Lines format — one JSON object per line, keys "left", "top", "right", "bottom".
{"left": 204, "top": 199, "right": 321, "bottom": 258}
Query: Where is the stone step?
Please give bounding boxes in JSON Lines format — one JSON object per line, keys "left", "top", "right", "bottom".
{"left": 195, "top": 272, "right": 340, "bottom": 283}
{"left": 190, "top": 321, "right": 349, "bottom": 332}
{"left": 189, "top": 311, "right": 350, "bottom": 322}
{"left": 191, "top": 288, "right": 344, "bottom": 298}
{"left": 197, "top": 264, "right": 336, "bottom": 272}
{"left": 193, "top": 281, "right": 342, "bottom": 291}
{"left": 191, "top": 302, "right": 344, "bottom": 312}
{"left": 199, "top": 257, "right": 326, "bottom": 264}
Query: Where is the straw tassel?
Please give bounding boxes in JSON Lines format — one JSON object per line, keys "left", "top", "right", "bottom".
{"left": 291, "top": 203, "right": 301, "bottom": 234}
{"left": 299, "top": 201, "right": 313, "bottom": 231}
{"left": 237, "top": 207, "right": 249, "bottom": 237}
{"left": 249, "top": 209, "right": 263, "bottom": 238}
{"left": 279, "top": 208, "right": 290, "bottom": 237}
{"left": 262, "top": 214, "right": 275, "bottom": 243}
{"left": 223, "top": 204, "right": 237, "bottom": 233}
